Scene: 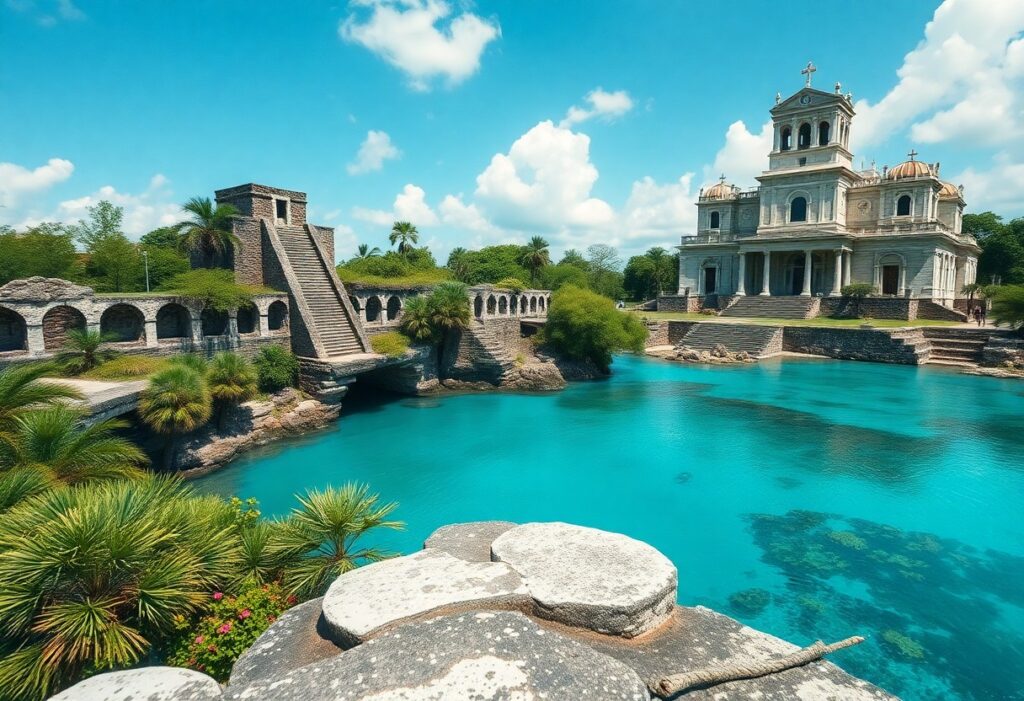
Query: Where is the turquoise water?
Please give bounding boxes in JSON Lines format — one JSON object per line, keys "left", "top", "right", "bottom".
{"left": 197, "top": 355, "right": 1024, "bottom": 700}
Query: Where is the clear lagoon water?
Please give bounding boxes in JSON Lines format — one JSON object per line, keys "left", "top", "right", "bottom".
{"left": 197, "top": 355, "right": 1024, "bottom": 700}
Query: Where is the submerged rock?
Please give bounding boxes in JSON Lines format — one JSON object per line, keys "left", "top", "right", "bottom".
{"left": 49, "top": 667, "right": 221, "bottom": 701}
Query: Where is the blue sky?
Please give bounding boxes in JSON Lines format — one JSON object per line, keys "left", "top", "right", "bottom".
{"left": 2, "top": 0, "right": 1023, "bottom": 261}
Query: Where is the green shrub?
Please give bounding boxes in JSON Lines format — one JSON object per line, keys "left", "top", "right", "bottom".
{"left": 543, "top": 285, "right": 647, "bottom": 371}
{"left": 162, "top": 581, "right": 294, "bottom": 682}
{"left": 991, "top": 285, "right": 1024, "bottom": 330}
{"left": 494, "top": 277, "right": 527, "bottom": 293}
{"left": 370, "top": 331, "right": 410, "bottom": 358}
{"left": 82, "top": 354, "right": 172, "bottom": 379}
{"left": 160, "top": 269, "right": 271, "bottom": 312}
{"left": 253, "top": 345, "right": 299, "bottom": 392}
{"left": 840, "top": 282, "right": 875, "bottom": 299}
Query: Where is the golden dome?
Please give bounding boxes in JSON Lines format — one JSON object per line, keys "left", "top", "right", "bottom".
{"left": 887, "top": 152, "right": 933, "bottom": 180}
{"left": 938, "top": 181, "right": 962, "bottom": 199}
{"left": 702, "top": 176, "right": 736, "bottom": 200}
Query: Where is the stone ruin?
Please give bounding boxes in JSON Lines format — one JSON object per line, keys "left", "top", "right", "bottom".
{"left": 50, "top": 522, "right": 896, "bottom": 700}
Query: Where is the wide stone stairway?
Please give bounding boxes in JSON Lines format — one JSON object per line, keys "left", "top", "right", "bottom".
{"left": 721, "top": 296, "right": 820, "bottom": 319}
{"left": 678, "top": 322, "right": 783, "bottom": 358}
{"left": 922, "top": 327, "right": 990, "bottom": 367}
{"left": 277, "top": 225, "right": 364, "bottom": 356}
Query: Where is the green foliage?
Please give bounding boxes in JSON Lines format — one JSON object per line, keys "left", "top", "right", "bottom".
{"left": 69, "top": 200, "right": 124, "bottom": 252}
{"left": 585, "top": 244, "right": 626, "bottom": 299}
{"left": 389, "top": 221, "right": 419, "bottom": 255}
{"left": 140, "top": 246, "right": 190, "bottom": 289}
{"left": 160, "top": 269, "right": 261, "bottom": 312}
{"left": 0, "top": 226, "right": 80, "bottom": 285}
{"left": 56, "top": 329, "right": 119, "bottom": 375}
{"left": 841, "top": 283, "right": 874, "bottom": 299}
{"left": 539, "top": 263, "right": 589, "bottom": 291}
{"left": 968, "top": 212, "right": 1024, "bottom": 284}
{"left": 623, "top": 255, "right": 659, "bottom": 300}
{"left": 163, "top": 581, "right": 293, "bottom": 682}
{"left": 542, "top": 285, "right": 646, "bottom": 371}
{"left": 991, "top": 285, "right": 1024, "bottom": 330}
{"left": 494, "top": 277, "right": 527, "bottom": 293}
{"left": 82, "top": 355, "right": 171, "bottom": 380}
{"left": 0, "top": 477, "right": 241, "bottom": 700}
{"left": 370, "top": 331, "right": 411, "bottom": 358}
{"left": 559, "top": 248, "right": 588, "bottom": 268}
{"left": 356, "top": 243, "right": 382, "bottom": 258}
{"left": 207, "top": 353, "right": 258, "bottom": 431}
{"left": 520, "top": 236, "right": 550, "bottom": 285}
{"left": 446, "top": 244, "right": 532, "bottom": 285}
{"left": 139, "top": 365, "right": 212, "bottom": 470}
{"left": 139, "top": 226, "right": 182, "bottom": 250}
{"left": 397, "top": 296, "right": 436, "bottom": 343}
{"left": 173, "top": 197, "right": 240, "bottom": 268}
{"left": 275, "top": 483, "right": 403, "bottom": 599}
{"left": 0, "top": 364, "right": 82, "bottom": 445}
{"left": 336, "top": 247, "right": 449, "bottom": 286}
{"left": 86, "top": 232, "right": 142, "bottom": 292}
{"left": 253, "top": 346, "right": 299, "bottom": 393}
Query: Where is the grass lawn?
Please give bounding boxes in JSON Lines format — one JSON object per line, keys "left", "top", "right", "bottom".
{"left": 626, "top": 310, "right": 960, "bottom": 328}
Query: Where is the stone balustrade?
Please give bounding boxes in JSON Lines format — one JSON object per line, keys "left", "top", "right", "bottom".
{"left": 345, "top": 283, "right": 552, "bottom": 327}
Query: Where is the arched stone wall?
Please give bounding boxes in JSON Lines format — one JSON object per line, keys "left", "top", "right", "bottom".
{"left": 42, "top": 305, "right": 86, "bottom": 351}
{"left": 365, "top": 296, "right": 383, "bottom": 323}
{"left": 474, "top": 295, "right": 484, "bottom": 318}
{"left": 0, "top": 306, "right": 27, "bottom": 353}
{"left": 156, "top": 303, "right": 192, "bottom": 340}
{"left": 201, "top": 308, "right": 229, "bottom": 337}
{"left": 486, "top": 295, "right": 497, "bottom": 315}
{"left": 100, "top": 303, "right": 145, "bottom": 344}
{"left": 237, "top": 303, "right": 258, "bottom": 335}
{"left": 386, "top": 295, "right": 402, "bottom": 321}
{"left": 268, "top": 300, "right": 289, "bottom": 331}
{"left": 498, "top": 296, "right": 508, "bottom": 314}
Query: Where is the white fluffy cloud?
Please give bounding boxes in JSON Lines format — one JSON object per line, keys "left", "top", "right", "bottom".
{"left": 51, "top": 174, "right": 180, "bottom": 236}
{"left": 353, "top": 183, "right": 439, "bottom": 227}
{"left": 347, "top": 130, "right": 401, "bottom": 175}
{"left": 340, "top": 0, "right": 500, "bottom": 91}
{"left": 621, "top": 174, "right": 697, "bottom": 246}
{"left": 704, "top": 120, "right": 772, "bottom": 190}
{"left": 0, "top": 157, "right": 74, "bottom": 208}
{"left": 559, "top": 88, "right": 634, "bottom": 128}
{"left": 954, "top": 152, "right": 1024, "bottom": 211}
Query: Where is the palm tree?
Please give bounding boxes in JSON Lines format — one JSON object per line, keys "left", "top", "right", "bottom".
{"left": 991, "top": 285, "right": 1024, "bottom": 331}
{"left": 173, "top": 196, "right": 240, "bottom": 268}
{"left": 0, "top": 364, "right": 81, "bottom": 445}
{"left": 0, "top": 477, "right": 241, "bottom": 700}
{"left": 207, "top": 352, "right": 258, "bottom": 432}
{"left": 276, "top": 483, "right": 403, "bottom": 599}
{"left": 961, "top": 283, "right": 983, "bottom": 311}
{"left": 446, "top": 246, "right": 470, "bottom": 282}
{"left": 389, "top": 221, "right": 419, "bottom": 256}
{"left": 521, "top": 236, "right": 550, "bottom": 286}
{"left": 57, "top": 329, "right": 119, "bottom": 375}
{"left": 139, "top": 365, "right": 212, "bottom": 471}
{"left": 398, "top": 296, "right": 437, "bottom": 344}
{"left": 356, "top": 243, "right": 382, "bottom": 259}
{"left": 427, "top": 281, "right": 471, "bottom": 373}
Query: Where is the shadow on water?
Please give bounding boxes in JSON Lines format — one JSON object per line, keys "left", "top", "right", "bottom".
{"left": 729, "top": 510, "right": 1024, "bottom": 700}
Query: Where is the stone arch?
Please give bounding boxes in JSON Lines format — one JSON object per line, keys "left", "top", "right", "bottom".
{"left": 797, "top": 122, "right": 812, "bottom": 149}
{"left": 486, "top": 294, "right": 496, "bottom": 315}
{"left": 156, "top": 303, "right": 191, "bottom": 340}
{"left": 790, "top": 196, "right": 808, "bottom": 223}
{"left": 498, "top": 296, "right": 508, "bottom": 314}
{"left": 530, "top": 296, "right": 538, "bottom": 314}
{"left": 780, "top": 126, "right": 792, "bottom": 151}
{"left": 509, "top": 294, "right": 518, "bottom": 315}
{"left": 100, "top": 303, "right": 145, "bottom": 343}
{"left": 236, "top": 303, "right": 258, "bottom": 334}
{"left": 896, "top": 194, "right": 912, "bottom": 217}
{"left": 818, "top": 120, "right": 830, "bottom": 145}
{"left": 386, "top": 295, "right": 402, "bottom": 321}
{"left": 700, "top": 257, "right": 720, "bottom": 295}
{"left": 349, "top": 296, "right": 362, "bottom": 316}
{"left": 365, "top": 296, "right": 383, "bottom": 323}
{"left": 474, "top": 295, "right": 484, "bottom": 318}
{"left": 876, "top": 252, "right": 906, "bottom": 296}
{"left": 201, "top": 308, "right": 228, "bottom": 337}
{"left": 538, "top": 296, "right": 546, "bottom": 312}
{"left": 268, "top": 300, "right": 288, "bottom": 331}
{"left": 520, "top": 296, "right": 528, "bottom": 314}
{"left": 709, "top": 211, "right": 720, "bottom": 229}
{"left": 0, "top": 306, "right": 28, "bottom": 353}
{"left": 42, "top": 305, "right": 86, "bottom": 351}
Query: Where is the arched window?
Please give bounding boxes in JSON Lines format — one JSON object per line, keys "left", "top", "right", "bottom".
{"left": 236, "top": 303, "right": 258, "bottom": 334}
{"left": 780, "top": 127, "right": 792, "bottom": 151}
{"left": 42, "top": 305, "right": 86, "bottom": 351}
{"left": 797, "top": 123, "right": 812, "bottom": 149}
{"left": 268, "top": 300, "right": 288, "bottom": 331}
{"left": 365, "top": 297, "right": 382, "bottom": 323}
{"left": 896, "top": 195, "right": 912, "bottom": 217}
{"left": 474, "top": 295, "right": 484, "bottom": 318}
{"left": 498, "top": 296, "right": 508, "bottom": 314}
{"left": 790, "top": 196, "right": 808, "bottom": 223}
{"left": 818, "top": 121, "right": 830, "bottom": 145}
{"left": 100, "top": 304, "right": 145, "bottom": 343}
{"left": 709, "top": 211, "right": 720, "bottom": 229}
{"left": 201, "top": 308, "right": 228, "bottom": 337}
{"left": 386, "top": 296, "right": 401, "bottom": 321}
{"left": 0, "top": 306, "right": 27, "bottom": 353}
{"left": 156, "top": 303, "right": 191, "bottom": 340}
{"left": 486, "top": 295, "right": 496, "bottom": 315}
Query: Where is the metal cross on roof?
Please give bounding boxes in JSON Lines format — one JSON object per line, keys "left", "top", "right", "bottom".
{"left": 719, "top": 174, "right": 726, "bottom": 183}
{"left": 801, "top": 61, "right": 816, "bottom": 87}
{"left": 907, "top": 149, "right": 918, "bottom": 161}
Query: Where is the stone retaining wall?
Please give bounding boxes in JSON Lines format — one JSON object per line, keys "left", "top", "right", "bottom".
{"left": 782, "top": 326, "right": 927, "bottom": 364}
{"left": 667, "top": 320, "right": 697, "bottom": 345}
{"left": 820, "top": 297, "right": 917, "bottom": 320}
{"left": 645, "top": 321, "right": 668, "bottom": 346}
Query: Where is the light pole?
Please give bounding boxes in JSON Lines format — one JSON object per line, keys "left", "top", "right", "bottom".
{"left": 142, "top": 250, "right": 150, "bottom": 292}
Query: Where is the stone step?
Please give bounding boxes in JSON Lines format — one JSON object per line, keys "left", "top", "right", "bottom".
{"left": 720, "top": 296, "right": 819, "bottom": 320}
{"left": 678, "top": 322, "right": 783, "bottom": 357}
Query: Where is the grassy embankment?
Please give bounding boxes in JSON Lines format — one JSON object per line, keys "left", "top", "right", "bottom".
{"left": 627, "top": 310, "right": 959, "bottom": 328}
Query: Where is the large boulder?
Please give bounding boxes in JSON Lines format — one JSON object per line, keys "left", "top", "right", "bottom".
{"left": 423, "top": 520, "right": 517, "bottom": 562}
{"left": 321, "top": 549, "right": 529, "bottom": 646}
{"left": 490, "top": 522, "right": 677, "bottom": 637}
{"left": 224, "top": 611, "right": 650, "bottom": 701}
{"left": 48, "top": 667, "right": 221, "bottom": 701}
{"left": 0, "top": 276, "right": 93, "bottom": 302}
{"left": 228, "top": 597, "right": 342, "bottom": 688}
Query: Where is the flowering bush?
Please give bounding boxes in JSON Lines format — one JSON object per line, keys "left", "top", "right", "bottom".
{"left": 163, "top": 581, "right": 295, "bottom": 681}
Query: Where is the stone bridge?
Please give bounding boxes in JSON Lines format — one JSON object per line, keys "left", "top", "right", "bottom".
{"left": 346, "top": 283, "right": 552, "bottom": 328}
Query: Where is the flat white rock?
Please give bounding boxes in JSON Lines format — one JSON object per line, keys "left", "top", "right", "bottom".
{"left": 490, "top": 522, "right": 678, "bottom": 637}
{"left": 48, "top": 667, "right": 221, "bottom": 700}
{"left": 321, "top": 548, "right": 528, "bottom": 645}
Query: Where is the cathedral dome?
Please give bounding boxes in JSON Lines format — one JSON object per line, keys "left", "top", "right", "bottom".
{"left": 887, "top": 157, "right": 932, "bottom": 180}
{"left": 938, "top": 181, "right": 962, "bottom": 199}
{"left": 702, "top": 177, "right": 736, "bottom": 200}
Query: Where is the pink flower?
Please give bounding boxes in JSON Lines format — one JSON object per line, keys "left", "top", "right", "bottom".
{"left": 217, "top": 622, "right": 232, "bottom": 634}
{"left": 194, "top": 635, "right": 204, "bottom": 644}
{"left": 212, "top": 592, "right": 223, "bottom": 600}
{"left": 239, "top": 609, "right": 251, "bottom": 620}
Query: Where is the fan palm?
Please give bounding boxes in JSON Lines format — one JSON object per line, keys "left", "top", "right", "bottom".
{"left": 0, "top": 477, "right": 241, "bottom": 700}
{"left": 446, "top": 246, "right": 470, "bottom": 282}
{"left": 207, "top": 352, "right": 258, "bottom": 432}
{"left": 388, "top": 221, "right": 419, "bottom": 256}
{"left": 56, "top": 329, "right": 119, "bottom": 375}
{"left": 427, "top": 282, "right": 471, "bottom": 372}
{"left": 173, "top": 197, "right": 240, "bottom": 268}
{"left": 521, "top": 236, "right": 550, "bottom": 286}
{"left": 139, "top": 365, "right": 212, "bottom": 471}
{"left": 0, "top": 364, "right": 82, "bottom": 453}
{"left": 356, "top": 243, "right": 381, "bottom": 259}
{"left": 276, "top": 483, "right": 403, "bottom": 599}
{"left": 398, "top": 296, "right": 437, "bottom": 344}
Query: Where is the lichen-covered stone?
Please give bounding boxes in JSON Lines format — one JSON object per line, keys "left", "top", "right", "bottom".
{"left": 0, "top": 276, "right": 93, "bottom": 302}
{"left": 224, "top": 611, "right": 650, "bottom": 701}
{"left": 321, "top": 549, "right": 529, "bottom": 645}
{"left": 490, "top": 522, "right": 677, "bottom": 637}
{"left": 48, "top": 667, "right": 221, "bottom": 700}
{"left": 423, "top": 520, "right": 517, "bottom": 562}
{"left": 228, "top": 597, "right": 341, "bottom": 688}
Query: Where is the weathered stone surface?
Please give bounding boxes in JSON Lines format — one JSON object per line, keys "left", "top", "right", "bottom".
{"left": 225, "top": 611, "right": 650, "bottom": 701}
{"left": 229, "top": 597, "right": 342, "bottom": 688}
{"left": 491, "top": 522, "right": 677, "bottom": 637}
{"left": 49, "top": 667, "right": 221, "bottom": 700}
{"left": 423, "top": 520, "right": 517, "bottom": 562}
{"left": 0, "top": 276, "right": 93, "bottom": 302}
{"left": 576, "top": 606, "right": 897, "bottom": 700}
{"left": 321, "top": 549, "right": 529, "bottom": 645}
{"left": 499, "top": 360, "right": 567, "bottom": 390}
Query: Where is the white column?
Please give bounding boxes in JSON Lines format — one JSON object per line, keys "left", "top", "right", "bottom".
{"left": 831, "top": 249, "right": 843, "bottom": 296}
{"left": 801, "top": 250, "right": 812, "bottom": 296}
{"left": 144, "top": 320, "right": 159, "bottom": 348}
{"left": 843, "top": 249, "right": 852, "bottom": 286}
{"left": 736, "top": 253, "right": 746, "bottom": 296}
{"left": 677, "top": 257, "right": 686, "bottom": 294}
{"left": 760, "top": 251, "right": 771, "bottom": 296}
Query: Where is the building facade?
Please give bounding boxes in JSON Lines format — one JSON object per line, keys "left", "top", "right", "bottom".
{"left": 677, "top": 67, "right": 979, "bottom": 308}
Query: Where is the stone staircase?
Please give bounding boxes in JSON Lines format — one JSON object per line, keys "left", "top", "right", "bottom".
{"left": 917, "top": 300, "right": 968, "bottom": 322}
{"left": 276, "top": 225, "right": 365, "bottom": 357}
{"left": 922, "top": 327, "right": 989, "bottom": 367}
{"left": 467, "top": 320, "right": 518, "bottom": 374}
{"left": 677, "top": 322, "right": 783, "bottom": 358}
{"left": 720, "top": 296, "right": 820, "bottom": 319}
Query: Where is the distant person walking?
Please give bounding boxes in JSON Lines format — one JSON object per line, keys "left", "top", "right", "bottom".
{"left": 981, "top": 304, "right": 988, "bottom": 326}
{"left": 973, "top": 307, "right": 982, "bottom": 326}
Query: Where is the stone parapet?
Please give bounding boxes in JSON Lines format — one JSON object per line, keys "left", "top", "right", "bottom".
{"left": 782, "top": 326, "right": 927, "bottom": 364}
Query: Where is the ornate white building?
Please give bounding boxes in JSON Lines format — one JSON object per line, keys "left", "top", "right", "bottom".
{"left": 677, "top": 64, "right": 979, "bottom": 308}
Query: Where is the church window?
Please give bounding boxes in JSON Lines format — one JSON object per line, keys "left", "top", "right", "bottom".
{"left": 780, "top": 127, "right": 792, "bottom": 151}
{"left": 797, "top": 123, "right": 812, "bottom": 149}
{"left": 818, "top": 121, "right": 830, "bottom": 145}
{"left": 896, "top": 195, "right": 911, "bottom": 217}
{"left": 709, "top": 211, "right": 720, "bottom": 229}
{"left": 790, "top": 196, "right": 808, "bottom": 222}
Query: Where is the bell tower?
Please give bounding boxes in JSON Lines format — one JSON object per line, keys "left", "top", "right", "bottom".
{"left": 767, "top": 62, "right": 855, "bottom": 173}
